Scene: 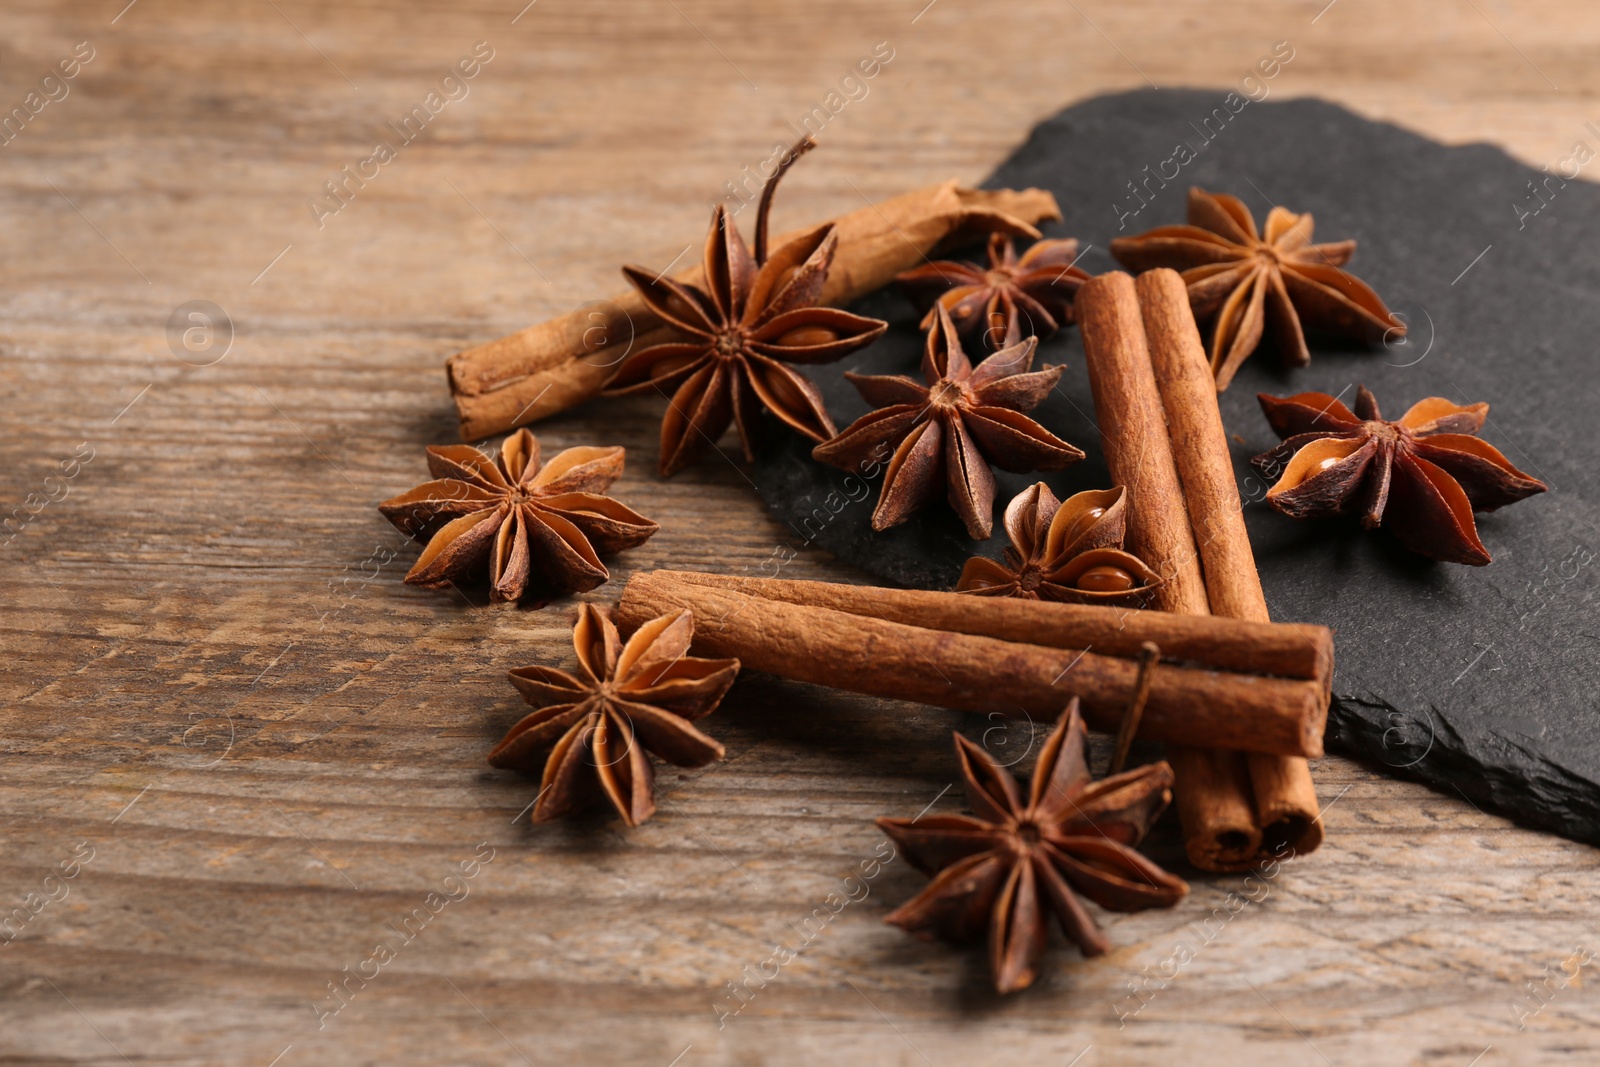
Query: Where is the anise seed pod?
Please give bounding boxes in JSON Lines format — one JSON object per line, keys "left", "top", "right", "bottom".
{"left": 1251, "top": 385, "right": 1546, "bottom": 565}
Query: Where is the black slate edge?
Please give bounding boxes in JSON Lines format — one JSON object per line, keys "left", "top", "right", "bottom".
{"left": 1328, "top": 695, "right": 1600, "bottom": 848}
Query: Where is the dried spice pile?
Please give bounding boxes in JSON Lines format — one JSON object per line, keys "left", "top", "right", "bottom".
{"left": 374, "top": 131, "right": 1549, "bottom": 994}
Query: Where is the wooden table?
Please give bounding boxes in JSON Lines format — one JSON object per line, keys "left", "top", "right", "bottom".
{"left": 5, "top": 1, "right": 1598, "bottom": 1063}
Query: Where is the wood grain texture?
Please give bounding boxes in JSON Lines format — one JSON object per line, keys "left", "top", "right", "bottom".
{"left": 4, "top": 1, "right": 1600, "bottom": 1064}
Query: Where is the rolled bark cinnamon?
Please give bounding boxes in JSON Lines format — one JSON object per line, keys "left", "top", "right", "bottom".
{"left": 653, "top": 570, "right": 1331, "bottom": 682}
{"left": 1076, "top": 271, "right": 1263, "bottom": 869}
{"left": 616, "top": 571, "right": 1328, "bottom": 758}
{"left": 446, "top": 182, "right": 1062, "bottom": 440}
{"left": 1138, "top": 268, "right": 1324, "bottom": 863}
{"left": 1074, "top": 273, "right": 1210, "bottom": 618}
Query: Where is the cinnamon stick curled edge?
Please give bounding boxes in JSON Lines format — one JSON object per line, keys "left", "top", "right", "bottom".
{"left": 1077, "top": 269, "right": 1328, "bottom": 871}
{"left": 446, "top": 182, "right": 1062, "bottom": 440}
{"left": 1137, "top": 268, "right": 1324, "bottom": 863}
{"left": 1075, "top": 270, "right": 1264, "bottom": 871}
{"left": 614, "top": 570, "right": 1329, "bottom": 759}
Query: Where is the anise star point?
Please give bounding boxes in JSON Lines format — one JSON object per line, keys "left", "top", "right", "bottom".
{"left": 1111, "top": 186, "right": 1405, "bottom": 390}
{"left": 1251, "top": 384, "right": 1547, "bottom": 565}
{"left": 378, "top": 429, "right": 658, "bottom": 606}
{"left": 878, "top": 699, "right": 1188, "bottom": 994}
{"left": 812, "top": 307, "right": 1084, "bottom": 539}
{"left": 603, "top": 137, "right": 888, "bottom": 476}
{"left": 490, "top": 603, "right": 740, "bottom": 827}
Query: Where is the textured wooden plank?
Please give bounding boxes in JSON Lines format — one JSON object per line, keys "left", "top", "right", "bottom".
{"left": 4, "top": 0, "right": 1600, "bottom": 1064}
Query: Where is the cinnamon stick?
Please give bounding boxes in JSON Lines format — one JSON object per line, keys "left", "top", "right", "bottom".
{"left": 616, "top": 570, "right": 1327, "bottom": 758}
{"left": 1076, "top": 271, "right": 1264, "bottom": 870}
{"left": 1138, "top": 268, "right": 1324, "bottom": 863}
{"left": 652, "top": 570, "right": 1331, "bottom": 681}
{"left": 1074, "top": 273, "right": 1211, "bottom": 618}
{"left": 446, "top": 181, "right": 1062, "bottom": 440}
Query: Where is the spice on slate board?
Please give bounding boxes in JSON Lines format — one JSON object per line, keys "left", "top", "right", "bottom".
{"left": 1251, "top": 385, "right": 1547, "bottom": 566}
{"left": 603, "top": 136, "right": 888, "bottom": 477}
{"left": 648, "top": 569, "right": 1334, "bottom": 681}
{"left": 878, "top": 699, "right": 1188, "bottom": 995}
{"left": 896, "top": 232, "right": 1090, "bottom": 349}
{"left": 955, "top": 482, "right": 1161, "bottom": 607}
{"left": 812, "top": 308, "right": 1084, "bottom": 539}
{"left": 1138, "top": 269, "right": 1322, "bottom": 864}
{"left": 1077, "top": 271, "right": 1320, "bottom": 871}
{"left": 614, "top": 570, "right": 1330, "bottom": 758}
{"left": 378, "top": 429, "right": 657, "bottom": 606}
{"left": 1074, "top": 272, "right": 1211, "bottom": 616}
{"left": 1110, "top": 187, "right": 1405, "bottom": 390}
{"left": 446, "top": 181, "right": 1063, "bottom": 441}
{"left": 490, "top": 604, "right": 739, "bottom": 827}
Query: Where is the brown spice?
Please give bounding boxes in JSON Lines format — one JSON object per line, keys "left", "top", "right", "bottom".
{"left": 1252, "top": 385, "right": 1547, "bottom": 566}
{"left": 601, "top": 137, "right": 888, "bottom": 476}
{"left": 447, "top": 182, "right": 1063, "bottom": 440}
{"left": 812, "top": 308, "right": 1083, "bottom": 539}
{"left": 1074, "top": 272, "right": 1211, "bottom": 616}
{"left": 1075, "top": 271, "right": 1267, "bottom": 870}
{"left": 489, "top": 603, "right": 739, "bottom": 827}
{"left": 878, "top": 699, "right": 1187, "bottom": 994}
{"left": 1110, "top": 187, "right": 1405, "bottom": 390}
{"left": 652, "top": 569, "right": 1332, "bottom": 682}
{"left": 1110, "top": 642, "right": 1161, "bottom": 776}
{"left": 955, "top": 482, "right": 1161, "bottom": 607}
{"left": 378, "top": 429, "right": 657, "bottom": 606}
{"left": 614, "top": 570, "right": 1330, "bottom": 758}
{"left": 896, "top": 232, "right": 1090, "bottom": 349}
{"left": 1138, "top": 268, "right": 1323, "bottom": 864}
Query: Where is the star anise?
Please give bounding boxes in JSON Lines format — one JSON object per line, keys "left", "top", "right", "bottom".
{"left": 378, "top": 429, "right": 657, "bottom": 605}
{"left": 955, "top": 483, "right": 1161, "bottom": 606}
{"left": 1110, "top": 187, "right": 1405, "bottom": 390}
{"left": 812, "top": 307, "right": 1084, "bottom": 539}
{"left": 896, "top": 233, "right": 1089, "bottom": 350}
{"left": 489, "top": 603, "right": 739, "bottom": 827}
{"left": 878, "top": 699, "right": 1188, "bottom": 994}
{"left": 603, "top": 137, "right": 888, "bottom": 476}
{"left": 1251, "top": 385, "right": 1547, "bottom": 565}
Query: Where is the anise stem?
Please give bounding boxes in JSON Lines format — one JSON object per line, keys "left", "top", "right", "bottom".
{"left": 754, "top": 134, "right": 817, "bottom": 266}
{"left": 1110, "top": 642, "right": 1160, "bottom": 775}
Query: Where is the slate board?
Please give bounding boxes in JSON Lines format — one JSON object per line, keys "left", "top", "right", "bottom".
{"left": 753, "top": 89, "right": 1600, "bottom": 847}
